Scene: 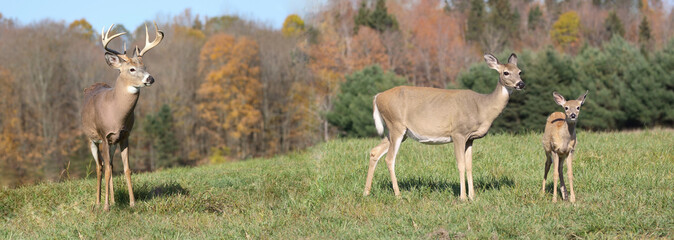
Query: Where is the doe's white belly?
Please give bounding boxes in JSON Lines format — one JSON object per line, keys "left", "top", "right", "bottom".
{"left": 406, "top": 129, "right": 452, "bottom": 145}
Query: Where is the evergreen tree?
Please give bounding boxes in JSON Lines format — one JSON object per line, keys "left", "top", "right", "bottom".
{"left": 488, "top": 0, "right": 520, "bottom": 40}
{"left": 466, "top": 0, "right": 486, "bottom": 42}
{"left": 528, "top": 5, "right": 543, "bottom": 30}
{"left": 353, "top": 0, "right": 398, "bottom": 34}
{"left": 328, "top": 65, "right": 407, "bottom": 137}
{"left": 638, "top": 16, "right": 652, "bottom": 52}
{"left": 144, "top": 104, "right": 180, "bottom": 169}
{"left": 604, "top": 11, "right": 625, "bottom": 38}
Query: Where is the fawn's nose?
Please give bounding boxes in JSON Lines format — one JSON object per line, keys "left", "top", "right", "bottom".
{"left": 570, "top": 113, "right": 577, "bottom": 118}
{"left": 516, "top": 81, "right": 525, "bottom": 89}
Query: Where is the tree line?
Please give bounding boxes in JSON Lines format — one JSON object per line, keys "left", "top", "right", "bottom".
{"left": 1, "top": 0, "right": 673, "bottom": 187}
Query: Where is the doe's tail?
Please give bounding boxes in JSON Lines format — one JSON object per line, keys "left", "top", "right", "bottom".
{"left": 373, "top": 94, "right": 385, "bottom": 136}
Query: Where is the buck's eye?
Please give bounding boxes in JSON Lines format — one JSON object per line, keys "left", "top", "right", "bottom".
{"left": 130, "top": 68, "right": 136, "bottom": 73}
{"left": 565, "top": 107, "right": 569, "bottom": 110}
{"left": 504, "top": 72, "right": 510, "bottom": 76}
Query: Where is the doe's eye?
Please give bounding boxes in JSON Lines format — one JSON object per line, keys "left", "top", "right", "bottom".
{"left": 130, "top": 68, "right": 136, "bottom": 73}
{"left": 519, "top": 71, "right": 523, "bottom": 75}
{"left": 576, "top": 107, "right": 580, "bottom": 110}
{"left": 565, "top": 106, "right": 569, "bottom": 110}
{"left": 503, "top": 72, "right": 510, "bottom": 76}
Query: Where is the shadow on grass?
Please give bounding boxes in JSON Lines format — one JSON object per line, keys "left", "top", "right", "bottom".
{"left": 113, "top": 181, "right": 189, "bottom": 206}
{"left": 377, "top": 176, "right": 515, "bottom": 196}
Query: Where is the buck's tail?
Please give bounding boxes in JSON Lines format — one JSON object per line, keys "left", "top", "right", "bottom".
{"left": 373, "top": 94, "right": 385, "bottom": 136}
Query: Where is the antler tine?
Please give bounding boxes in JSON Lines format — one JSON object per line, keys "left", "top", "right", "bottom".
{"left": 101, "top": 24, "right": 127, "bottom": 56}
{"left": 138, "top": 21, "right": 164, "bottom": 57}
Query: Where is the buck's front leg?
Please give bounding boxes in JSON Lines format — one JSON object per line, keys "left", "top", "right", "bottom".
{"left": 453, "top": 138, "right": 467, "bottom": 201}
{"left": 120, "top": 138, "right": 135, "bottom": 207}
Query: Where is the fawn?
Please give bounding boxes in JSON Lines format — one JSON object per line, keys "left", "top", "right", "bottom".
{"left": 541, "top": 90, "right": 588, "bottom": 202}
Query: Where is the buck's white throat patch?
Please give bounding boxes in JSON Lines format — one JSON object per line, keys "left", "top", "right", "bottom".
{"left": 127, "top": 86, "right": 140, "bottom": 94}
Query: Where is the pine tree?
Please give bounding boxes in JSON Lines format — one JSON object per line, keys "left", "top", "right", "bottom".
{"left": 328, "top": 65, "right": 407, "bottom": 137}
{"left": 144, "top": 104, "right": 180, "bottom": 169}
{"left": 604, "top": 11, "right": 625, "bottom": 38}
{"left": 466, "top": 0, "right": 486, "bottom": 42}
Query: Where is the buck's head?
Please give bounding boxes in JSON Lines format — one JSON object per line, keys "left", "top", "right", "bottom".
{"left": 484, "top": 53, "right": 525, "bottom": 90}
{"left": 101, "top": 23, "right": 164, "bottom": 94}
{"left": 553, "top": 91, "right": 588, "bottom": 122}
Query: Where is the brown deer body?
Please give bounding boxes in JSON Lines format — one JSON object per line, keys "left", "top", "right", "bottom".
{"left": 81, "top": 23, "right": 163, "bottom": 210}
{"left": 363, "top": 54, "right": 525, "bottom": 201}
{"left": 541, "top": 91, "right": 588, "bottom": 203}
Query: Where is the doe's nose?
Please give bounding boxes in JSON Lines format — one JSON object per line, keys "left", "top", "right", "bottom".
{"left": 146, "top": 75, "right": 155, "bottom": 84}
{"left": 516, "top": 81, "right": 525, "bottom": 89}
{"left": 570, "top": 113, "right": 577, "bottom": 118}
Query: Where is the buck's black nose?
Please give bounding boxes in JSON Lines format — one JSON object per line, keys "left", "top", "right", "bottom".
{"left": 147, "top": 76, "right": 155, "bottom": 84}
{"left": 516, "top": 81, "right": 525, "bottom": 89}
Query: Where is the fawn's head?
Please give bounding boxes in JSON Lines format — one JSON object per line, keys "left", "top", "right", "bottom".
{"left": 553, "top": 91, "right": 588, "bottom": 122}
{"left": 484, "top": 53, "right": 525, "bottom": 90}
{"left": 101, "top": 23, "right": 164, "bottom": 93}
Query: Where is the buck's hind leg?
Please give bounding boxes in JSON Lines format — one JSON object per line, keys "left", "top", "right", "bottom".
{"left": 90, "top": 141, "right": 102, "bottom": 205}
{"left": 364, "top": 138, "right": 389, "bottom": 196}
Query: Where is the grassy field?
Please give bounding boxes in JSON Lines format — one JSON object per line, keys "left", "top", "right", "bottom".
{"left": 1, "top": 130, "right": 672, "bottom": 238}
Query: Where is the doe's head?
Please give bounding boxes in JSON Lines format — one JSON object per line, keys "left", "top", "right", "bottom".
{"left": 101, "top": 22, "right": 164, "bottom": 92}
{"left": 553, "top": 90, "right": 588, "bottom": 122}
{"left": 484, "top": 53, "right": 525, "bottom": 90}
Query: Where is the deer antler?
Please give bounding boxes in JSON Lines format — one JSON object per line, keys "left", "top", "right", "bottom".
{"left": 101, "top": 24, "right": 127, "bottom": 56}
{"left": 136, "top": 22, "right": 164, "bottom": 57}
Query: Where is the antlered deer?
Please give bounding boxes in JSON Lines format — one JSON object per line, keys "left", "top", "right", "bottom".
{"left": 81, "top": 23, "right": 164, "bottom": 210}
{"left": 363, "top": 53, "right": 525, "bottom": 201}
{"left": 541, "top": 91, "right": 588, "bottom": 203}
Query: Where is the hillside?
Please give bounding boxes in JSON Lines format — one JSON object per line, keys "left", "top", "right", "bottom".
{"left": 1, "top": 130, "right": 673, "bottom": 238}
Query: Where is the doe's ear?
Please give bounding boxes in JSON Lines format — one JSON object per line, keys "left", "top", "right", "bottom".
{"left": 104, "top": 52, "right": 123, "bottom": 69}
{"left": 484, "top": 53, "right": 500, "bottom": 71}
{"left": 507, "top": 53, "right": 517, "bottom": 65}
{"left": 577, "top": 90, "right": 588, "bottom": 105}
{"left": 553, "top": 91, "right": 566, "bottom": 106}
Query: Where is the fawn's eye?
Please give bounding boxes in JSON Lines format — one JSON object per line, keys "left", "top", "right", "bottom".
{"left": 565, "top": 106, "right": 569, "bottom": 110}
{"left": 576, "top": 107, "right": 580, "bottom": 110}
{"left": 504, "top": 72, "right": 510, "bottom": 76}
{"left": 130, "top": 68, "right": 136, "bottom": 73}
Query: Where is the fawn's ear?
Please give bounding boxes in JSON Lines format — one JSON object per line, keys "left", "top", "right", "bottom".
{"left": 553, "top": 91, "right": 566, "bottom": 106}
{"left": 484, "top": 54, "right": 501, "bottom": 71}
{"left": 577, "top": 90, "right": 588, "bottom": 105}
{"left": 507, "top": 53, "right": 517, "bottom": 66}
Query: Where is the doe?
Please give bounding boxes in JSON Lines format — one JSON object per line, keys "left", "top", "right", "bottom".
{"left": 363, "top": 53, "right": 525, "bottom": 201}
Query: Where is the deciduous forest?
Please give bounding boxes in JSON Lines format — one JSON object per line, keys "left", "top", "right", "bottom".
{"left": 1, "top": 0, "right": 672, "bottom": 187}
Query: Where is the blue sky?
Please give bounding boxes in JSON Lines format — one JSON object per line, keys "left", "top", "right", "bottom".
{"left": 1, "top": 0, "right": 314, "bottom": 31}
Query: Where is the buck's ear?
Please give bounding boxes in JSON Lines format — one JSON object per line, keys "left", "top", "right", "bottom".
{"left": 577, "top": 90, "right": 588, "bottom": 105}
{"left": 104, "top": 52, "right": 123, "bottom": 68}
{"left": 508, "top": 53, "right": 517, "bottom": 65}
{"left": 484, "top": 54, "right": 500, "bottom": 70}
{"left": 553, "top": 91, "right": 566, "bottom": 106}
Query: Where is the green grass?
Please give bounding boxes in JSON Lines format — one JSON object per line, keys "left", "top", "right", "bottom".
{"left": 1, "top": 130, "right": 673, "bottom": 238}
